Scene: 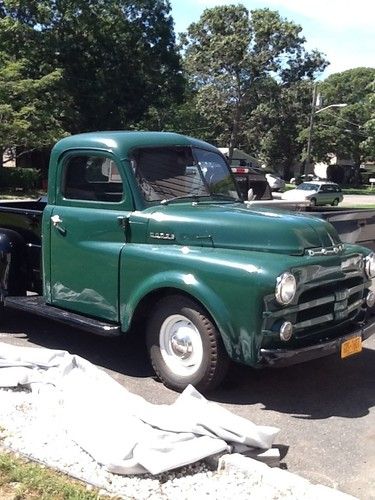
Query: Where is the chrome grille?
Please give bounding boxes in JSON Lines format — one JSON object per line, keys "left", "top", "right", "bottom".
{"left": 263, "top": 273, "right": 371, "bottom": 339}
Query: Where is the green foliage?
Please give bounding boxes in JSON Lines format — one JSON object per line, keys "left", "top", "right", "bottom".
{"left": 361, "top": 80, "right": 375, "bottom": 159}
{"left": 181, "top": 5, "right": 327, "bottom": 160}
{"left": 0, "top": 55, "right": 68, "bottom": 153}
{"left": 312, "top": 67, "right": 375, "bottom": 166}
{"left": 0, "top": 0, "right": 184, "bottom": 134}
{"left": 0, "top": 452, "right": 104, "bottom": 499}
{"left": 242, "top": 79, "right": 313, "bottom": 178}
{"left": 0, "top": 166, "right": 40, "bottom": 189}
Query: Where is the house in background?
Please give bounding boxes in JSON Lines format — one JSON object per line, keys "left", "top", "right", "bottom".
{"left": 314, "top": 155, "right": 360, "bottom": 184}
{"left": 218, "top": 148, "right": 263, "bottom": 169}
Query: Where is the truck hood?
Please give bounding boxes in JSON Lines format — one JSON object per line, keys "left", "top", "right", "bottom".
{"left": 141, "top": 203, "right": 341, "bottom": 255}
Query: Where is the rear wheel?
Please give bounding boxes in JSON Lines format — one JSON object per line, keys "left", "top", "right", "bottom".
{"left": 332, "top": 198, "right": 339, "bottom": 206}
{"left": 146, "top": 295, "right": 230, "bottom": 392}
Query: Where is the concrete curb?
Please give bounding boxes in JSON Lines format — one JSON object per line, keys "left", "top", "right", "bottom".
{"left": 217, "top": 454, "right": 357, "bottom": 500}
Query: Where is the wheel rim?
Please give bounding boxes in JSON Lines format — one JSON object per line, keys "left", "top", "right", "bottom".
{"left": 159, "top": 314, "right": 203, "bottom": 377}
{"left": 333, "top": 198, "right": 338, "bottom": 206}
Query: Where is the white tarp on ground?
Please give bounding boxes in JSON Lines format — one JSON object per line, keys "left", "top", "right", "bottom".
{"left": 0, "top": 342, "right": 279, "bottom": 475}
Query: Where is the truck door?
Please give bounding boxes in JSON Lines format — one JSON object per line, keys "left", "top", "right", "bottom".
{"left": 49, "top": 152, "right": 131, "bottom": 322}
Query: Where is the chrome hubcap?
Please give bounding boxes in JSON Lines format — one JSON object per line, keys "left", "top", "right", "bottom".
{"left": 159, "top": 314, "right": 203, "bottom": 377}
{"left": 170, "top": 331, "right": 193, "bottom": 358}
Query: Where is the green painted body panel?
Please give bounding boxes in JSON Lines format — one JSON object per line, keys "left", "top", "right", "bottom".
{"left": 40, "top": 131, "right": 373, "bottom": 368}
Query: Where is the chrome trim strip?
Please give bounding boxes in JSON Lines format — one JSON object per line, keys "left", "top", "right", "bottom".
{"left": 294, "top": 313, "right": 335, "bottom": 330}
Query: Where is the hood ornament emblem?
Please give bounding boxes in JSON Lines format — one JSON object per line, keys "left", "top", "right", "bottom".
{"left": 150, "top": 232, "right": 175, "bottom": 241}
{"left": 307, "top": 244, "right": 344, "bottom": 257}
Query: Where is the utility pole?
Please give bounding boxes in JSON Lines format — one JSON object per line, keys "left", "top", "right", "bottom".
{"left": 305, "top": 83, "right": 318, "bottom": 176}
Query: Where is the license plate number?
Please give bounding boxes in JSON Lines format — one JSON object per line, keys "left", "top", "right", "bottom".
{"left": 341, "top": 336, "right": 362, "bottom": 359}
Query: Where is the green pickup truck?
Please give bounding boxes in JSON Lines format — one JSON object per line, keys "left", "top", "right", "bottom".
{"left": 1, "top": 131, "right": 374, "bottom": 392}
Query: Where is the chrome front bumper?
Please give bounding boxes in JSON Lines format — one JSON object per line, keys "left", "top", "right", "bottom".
{"left": 260, "top": 316, "right": 375, "bottom": 367}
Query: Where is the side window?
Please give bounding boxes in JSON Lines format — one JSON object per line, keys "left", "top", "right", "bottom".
{"left": 62, "top": 155, "right": 124, "bottom": 203}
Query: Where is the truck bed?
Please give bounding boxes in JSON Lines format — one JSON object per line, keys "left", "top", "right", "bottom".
{"left": 0, "top": 198, "right": 46, "bottom": 293}
{"left": 308, "top": 207, "right": 375, "bottom": 251}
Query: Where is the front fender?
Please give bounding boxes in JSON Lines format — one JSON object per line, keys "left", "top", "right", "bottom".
{"left": 119, "top": 244, "right": 303, "bottom": 364}
{"left": 120, "top": 268, "right": 238, "bottom": 357}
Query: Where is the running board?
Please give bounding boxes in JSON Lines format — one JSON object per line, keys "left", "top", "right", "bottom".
{"left": 4, "top": 296, "right": 121, "bottom": 337}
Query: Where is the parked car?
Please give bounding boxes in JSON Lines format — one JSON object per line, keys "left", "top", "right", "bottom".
{"left": 230, "top": 163, "right": 272, "bottom": 200}
{"left": 265, "top": 173, "right": 286, "bottom": 192}
{"left": 281, "top": 181, "right": 343, "bottom": 206}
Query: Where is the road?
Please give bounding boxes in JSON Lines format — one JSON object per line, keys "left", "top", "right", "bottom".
{"left": 0, "top": 309, "right": 374, "bottom": 499}
{"left": 273, "top": 192, "right": 375, "bottom": 207}
{"left": 340, "top": 194, "right": 375, "bottom": 207}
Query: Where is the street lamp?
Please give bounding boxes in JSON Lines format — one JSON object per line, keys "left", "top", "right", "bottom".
{"left": 304, "top": 84, "right": 347, "bottom": 175}
{"left": 315, "top": 103, "right": 347, "bottom": 115}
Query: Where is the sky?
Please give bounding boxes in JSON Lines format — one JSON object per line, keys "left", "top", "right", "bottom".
{"left": 169, "top": 0, "right": 375, "bottom": 78}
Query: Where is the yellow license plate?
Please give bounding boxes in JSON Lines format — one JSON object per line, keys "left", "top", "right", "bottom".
{"left": 341, "top": 336, "right": 362, "bottom": 359}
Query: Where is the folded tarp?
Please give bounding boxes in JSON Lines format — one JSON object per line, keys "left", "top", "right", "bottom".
{"left": 0, "top": 342, "right": 279, "bottom": 474}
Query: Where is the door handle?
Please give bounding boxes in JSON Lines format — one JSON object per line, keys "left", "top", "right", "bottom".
{"left": 51, "top": 214, "right": 66, "bottom": 235}
{"left": 117, "top": 215, "right": 130, "bottom": 241}
{"left": 51, "top": 215, "right": 63, "bottom": 226}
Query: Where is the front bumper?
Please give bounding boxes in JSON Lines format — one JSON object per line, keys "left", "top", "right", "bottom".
{"left": 260, "top": 316, "right": 375, "bottom": 367}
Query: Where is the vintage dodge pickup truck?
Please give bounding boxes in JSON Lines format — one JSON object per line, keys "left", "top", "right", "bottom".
{"left": 0, "top": 131, "right": 374, "bottom": 392}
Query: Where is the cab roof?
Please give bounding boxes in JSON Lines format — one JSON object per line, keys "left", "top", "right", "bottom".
{"left": 51, "top": 131, "right": 219, "bottom": 160}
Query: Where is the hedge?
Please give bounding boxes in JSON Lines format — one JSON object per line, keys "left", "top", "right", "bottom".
{"left": 0, "top": 167, "right": 41, "bottom": 190}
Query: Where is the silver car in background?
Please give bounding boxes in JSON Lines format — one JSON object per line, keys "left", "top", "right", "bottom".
{"left": 281, "top": 181, "right": 343, "bottom": 206}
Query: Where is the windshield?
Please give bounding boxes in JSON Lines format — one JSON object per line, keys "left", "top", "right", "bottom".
{"left": 298, "top": 183, "right": 319, "bottom": 191}
{"left": 132, "top": 146, "right": 240, "bottom": 203}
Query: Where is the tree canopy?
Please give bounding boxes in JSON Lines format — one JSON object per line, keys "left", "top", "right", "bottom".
{"left": 0, "top": 1, "right": 373, "bottom": 181}
{"left": 180, "top": 5, "right": 327, "bottom": 161}
{"left": 312, "top": 67, "right": 375, "bottom": 167}
{"left": 0, "top": 0, "right": 184, "bottom": 134}
{"left": 0, "top": 55, "right": 68, "bottom": 162}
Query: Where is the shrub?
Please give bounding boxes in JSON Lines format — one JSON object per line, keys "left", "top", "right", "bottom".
{"left": 0, "top": 167, "right": 41, "bottom": 190}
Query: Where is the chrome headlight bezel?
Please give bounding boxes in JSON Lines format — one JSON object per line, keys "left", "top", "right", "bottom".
{"left": 275, "top": 272, "right": 297, "bottom": 305}
{"left": 365, "top": 253, "right": 375, "bottom": 279}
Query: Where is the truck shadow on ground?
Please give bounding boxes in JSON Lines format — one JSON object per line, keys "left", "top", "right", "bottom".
{"left": 1, "top": 310, "right": 153, "bottom": 378}
{"left": 2, "top": 310, "right": 374, "bottom": 420}
{"left": 213, "top": 346, "right": 375, "bottom": 420}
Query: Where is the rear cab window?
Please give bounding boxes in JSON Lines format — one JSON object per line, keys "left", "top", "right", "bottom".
{"left": 62, "top": 155, "right": 124, "bottom": 203}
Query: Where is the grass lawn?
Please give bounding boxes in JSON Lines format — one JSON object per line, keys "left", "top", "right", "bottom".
{"left": 343, "top": 204, "right": 375, "bottom": 209}
{"left": 0, "top": 450, "right": 110, "bottom": 500}
{"left": 341, "top": 186, "right": 375, "bottom": 195}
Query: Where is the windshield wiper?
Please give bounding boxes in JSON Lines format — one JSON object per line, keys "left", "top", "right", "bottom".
{"left": 160, "top": 193, "right": 240, "bottom": 205}
{"left": 160, "top": 194, "right": 210, "bottom": 205}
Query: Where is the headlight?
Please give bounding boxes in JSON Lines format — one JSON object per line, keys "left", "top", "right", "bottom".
{"left": 275, "top": 272, "right": 296, "bottom": 305}
{"left": 365, "top": 253, "right": 375, "bottom": 278}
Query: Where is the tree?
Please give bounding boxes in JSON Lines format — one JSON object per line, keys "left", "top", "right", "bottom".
{"left": 0, "top": 55, "right": 68, "bottom": 165}
{"left": 0, "top": 1, "right": 184, "bottom": 134}
{"left": 238, "top": 78, "right": 313, "bottom": 178}
{"left": 181, "top": 5, "right": 327, "bottom": 159}
{"left": 312, "top": 67, "right": 375, "bottom": 168}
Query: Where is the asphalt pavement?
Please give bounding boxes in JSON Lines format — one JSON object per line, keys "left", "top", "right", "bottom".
{"left": 272, "top": 191, "right": 375, "bottom": 207}
{"left": 0, "top": 309, "right": 374, "bottom": 499}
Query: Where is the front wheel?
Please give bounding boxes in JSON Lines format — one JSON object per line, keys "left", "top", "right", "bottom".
{"left": 310, "top": 197, "right": 317, "bottom": 207}
{"left": 146, "top": 295, "right": 230, "bottom": 392}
